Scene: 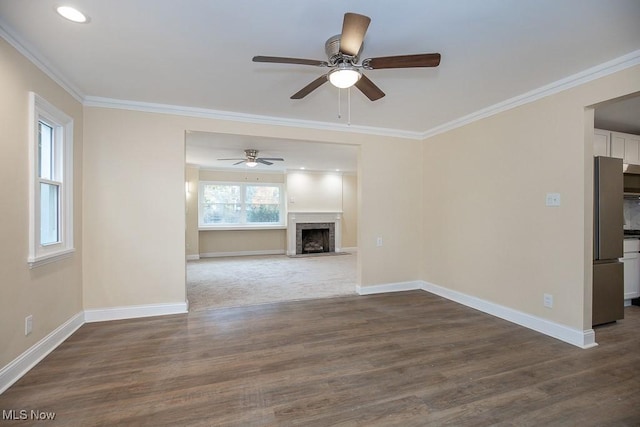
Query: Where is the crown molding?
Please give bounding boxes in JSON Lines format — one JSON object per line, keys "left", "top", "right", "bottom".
{"left": 0, "top": 18, "right": 84, "bottom": 103}
{"left": 83, "top": 95, "right": 424, "bottom": 140}
{"left": 422, "top": 49, "right": 640, "bottom": 139}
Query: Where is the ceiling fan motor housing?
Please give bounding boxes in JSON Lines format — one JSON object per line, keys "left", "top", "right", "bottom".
{"left": 325, "top": 34, "right": 361, "bottom": 65}
{"left": 244, "top": 149, "right": 258, "bottom": 160}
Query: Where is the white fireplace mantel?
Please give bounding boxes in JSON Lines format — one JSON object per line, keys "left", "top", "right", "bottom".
{"left": 287, "top": 212, "right": 342, "bottom": 255}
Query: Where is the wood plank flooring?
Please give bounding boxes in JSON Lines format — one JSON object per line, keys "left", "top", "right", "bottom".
{"left": 1, "top": 291, "right": 639, "bottom": 426}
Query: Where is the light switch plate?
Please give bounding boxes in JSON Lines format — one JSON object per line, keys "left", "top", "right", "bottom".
{"left": 545, "top": 193, "right": 561, "bottom": 207}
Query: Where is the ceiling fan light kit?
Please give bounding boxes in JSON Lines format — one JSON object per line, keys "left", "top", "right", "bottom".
{"left": 252, "top": 12, "right": 441, "bottom": 101}
{"left": 328, "top": 66, "right": 361, "bottom": 89}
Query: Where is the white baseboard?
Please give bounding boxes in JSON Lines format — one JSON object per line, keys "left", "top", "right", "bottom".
{"left": 84, "top": 302, "right": 188, "bottom": 323}
{"left": 200, "top": 249, "right": 285, "bottom": 258}
{"left": 0, "top": 312, "right": 84, "bottom": 394}
{"left": 356, "top": 281, "right": 423, "bottom": 295}
{"left": 342, "top": 247, "right": 358, "bottom": 253}
{"left": 186, "top": 254, "right": 200, "bottom": 261}
{"left": 420, "top": 281, "right": 597, "bottom": 349}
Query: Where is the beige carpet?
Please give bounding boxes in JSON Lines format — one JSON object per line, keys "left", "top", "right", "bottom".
{"left": 186, "top": 252, "right": 357, "bottom": 311}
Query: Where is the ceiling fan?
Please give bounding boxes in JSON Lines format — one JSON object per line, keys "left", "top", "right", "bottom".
{"left": 252, "top": 12, "right": 441, "bottom": 101}
{"left": 217, "top": 149, "right": 284, "bottom": 168}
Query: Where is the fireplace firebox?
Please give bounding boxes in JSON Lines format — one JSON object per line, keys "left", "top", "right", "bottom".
{"left": 296, "top": 223, "right": 335, "bottom": 254}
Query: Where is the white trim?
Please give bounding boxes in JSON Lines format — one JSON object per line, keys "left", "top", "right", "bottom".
{"left": 27, "top": 248, "right": 75, "bottom": 269}
{"left": 27, "top": 92, "right": 75, "bottom": 268}
{"left": 0, "top": 312, "right": 84, "bottom": 395}
{"left": 199, "top": 225, "right": 287, "bottom": 231}
{"left": 420, "top": 281, "right": 598, "bottom": 349}
{"left": 200, "top": 249, "right": 285, "bottom": 258}
{"left": 341, "top": 247, "right": 358, "bottom": 253}
{"left": 198, "top": 181, "right": 286, "bottom": 229}
{"left": 287, "top": 212, "right": 343, "bottom": 255}
{"left": 356, "top": 281, "right": 423, "bottom": 295}
{"left": 422, "top": 49, "right": 640, "bottom": 139}
{"left": 186, "top": 254, "right": 201, "bottom": 261}
{"left": 84, "top": 96, "right": 424, "bottom": 140}
{"left": 84, "top": 302, "right": 188, "bottom": 323}
{"left": 0, "top": 19, "right": 84, "bottom": 102}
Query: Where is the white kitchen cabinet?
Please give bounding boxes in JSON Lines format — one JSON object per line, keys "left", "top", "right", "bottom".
{"left": 622, "top": 239, "right": 640, "bottom": 300}
{"left": 594, "top": 129, "right": 610, "bottom": 157}
{"left": 611, "top": 131, "right": 640, "bottom": 165}
{"left": 595, "top": 129, "right": 640, "bottom": 165}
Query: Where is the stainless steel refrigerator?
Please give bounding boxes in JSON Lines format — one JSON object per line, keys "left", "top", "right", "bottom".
{"left": 593, "top": 156, "right": 624, "bottom": 326}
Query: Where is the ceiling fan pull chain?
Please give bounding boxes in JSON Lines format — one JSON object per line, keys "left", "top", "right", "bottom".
{"left": 348, "top": 87, "right": 351, "bottom": 126}
{"left": 338, "top": 87, "right": 342, "bottom": 119}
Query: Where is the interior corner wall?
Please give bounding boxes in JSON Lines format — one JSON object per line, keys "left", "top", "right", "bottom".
{"left": 0, "top": 37, "right": 83, "bottom": 368}
{"left": 421, "top": 64, "right": 640, "bottom": 332}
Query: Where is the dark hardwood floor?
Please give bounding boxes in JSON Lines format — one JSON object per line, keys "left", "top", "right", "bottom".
{"left": 1, "top": 291, "right": 639, "bottom": 426}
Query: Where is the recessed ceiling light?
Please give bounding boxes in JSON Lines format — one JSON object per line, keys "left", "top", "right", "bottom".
{"left": 56, "top": 6, "right": 89, "bottom": 23}
{"left": 300, "top": 167, "right": 305, "bottom": 170}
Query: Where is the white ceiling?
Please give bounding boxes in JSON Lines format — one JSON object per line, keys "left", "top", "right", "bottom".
{"left": 186, "top": 132, "right": 358, "bottom": 172}
{"left": 1, "top": 0, "right": 639, "bottom": 171}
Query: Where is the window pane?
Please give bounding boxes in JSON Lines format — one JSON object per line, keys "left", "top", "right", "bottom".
{"left": 204, "top": 184, "right": 240, "bottom": 203}
{"left": 202, "top": 184, "right": 241, "bottom": 224}
{"left": 246, "top": 186, "right": 280, "bottom": 223}
{"left": 202, "top": 203, "right": 241, "bottom": 224}
{"left": 246, "top": 204, "right": 280, "bottom": 223}
{"left": 38, "top": 121, "right": 54, "bottom": 180}
{"left": 40, "top": 182, "right": 59, "bottom": 245}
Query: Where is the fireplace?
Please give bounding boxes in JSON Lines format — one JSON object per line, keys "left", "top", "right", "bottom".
{"left": 297, "top": 223, "right": 335, "bottom": 254}
{"left": 287, "top": 212, "right": 342, "bottom": 256}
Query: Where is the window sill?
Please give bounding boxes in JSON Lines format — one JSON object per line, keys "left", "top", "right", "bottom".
{"left": 28, "top": 248, "right": 75, "bottom": 269}
{"left": 199, "top": 225, "right": 287, "bottom": 231}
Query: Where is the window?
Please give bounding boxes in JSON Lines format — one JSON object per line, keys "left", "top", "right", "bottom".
{"left": 199, "top": 182, "right": 284, "bottom": 228}
{"left": 28, "top": 92, "right": 74, "bottom": 268}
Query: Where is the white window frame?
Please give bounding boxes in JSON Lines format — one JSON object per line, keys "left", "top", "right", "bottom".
{"left": 198, "top": 181, "right": 286, "bottom": 230}
{"left": 27, "top": 92, "right": 75, "bottom": 268}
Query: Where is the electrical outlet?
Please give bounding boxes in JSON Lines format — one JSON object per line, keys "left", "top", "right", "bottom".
{"left": 543, "top": 293, "right": 553, "bottom": 308}
{"left": 25, "top": 315, "right": 33, "bottom": 336}
{"left": 376, "top": 237, "right": 383, "bottom": 247}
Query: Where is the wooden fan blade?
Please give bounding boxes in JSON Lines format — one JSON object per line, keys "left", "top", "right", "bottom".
{"left": 257, "top": 159, "right": 273, "bottom": 165}
{"left": 253, "top": 56, "right": 328, "bottom": 67}
{"left": 258, "top": 158, "right": 284, "bottom": 161}
{"left": 354, "top": 74, "right": 385, "bottom": 101}
{"left": 291, "top": 74, "right": 329, "bottom": 99}
{"left": 340, "top": 13, "right": 371, "bottom": 57}
{"left": 364, "top": 53, "right": 441, "bottom": 69}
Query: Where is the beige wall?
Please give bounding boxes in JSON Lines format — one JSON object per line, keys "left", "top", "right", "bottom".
{"left": 0, "top": 38, "right": 83, "bottom": 367}
{"left": 342, "top": 174, "right": 358, "bottom": 248}
{"left": 83, "top": 109, "right": 187, "bottom": 309}
{"left": 421, "top": 64, "right": 640, "bottom": 331}
{"left": 199, "top": 229, "right": 286, "bottom": 255}
{"left": 185, "top": 165, "right": 199, "bottom": 257}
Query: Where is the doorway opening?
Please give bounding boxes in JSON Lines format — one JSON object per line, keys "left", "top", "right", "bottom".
{"left": 184, "top": 131, "right": 359, "bottom": 311}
